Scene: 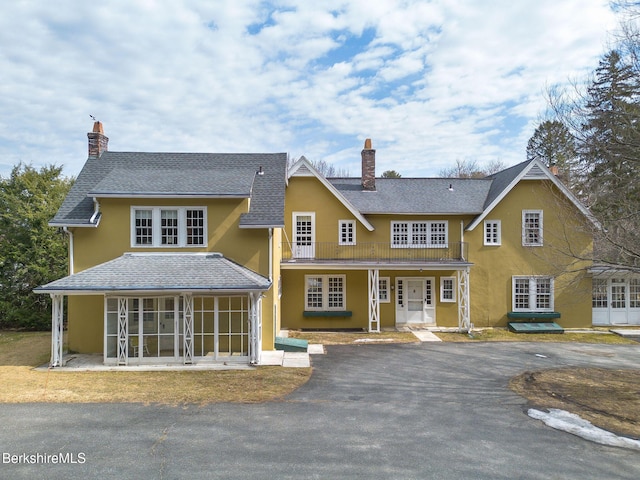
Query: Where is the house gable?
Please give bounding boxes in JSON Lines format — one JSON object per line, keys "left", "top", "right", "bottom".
{"left": 288, "top": 157, "right": 374, "bottom": 231}
{"left": 467, "top": 158, "right": 598, "bottom": 231}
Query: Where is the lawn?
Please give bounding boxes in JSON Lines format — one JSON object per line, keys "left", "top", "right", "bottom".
{"left": 435, "top": 328, "right": 638, "bottom": 344}
{"left": 290, "top": 327, "right": 638, "bottom": 345}
{"left": 0, "top": 331, "right": 310, "bottom": 405}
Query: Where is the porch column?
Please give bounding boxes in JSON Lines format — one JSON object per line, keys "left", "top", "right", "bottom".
{"left": 183, "top": 294, "right": 194, "bottom": 364}
{"left": 368, "top": 269, "right": 380, "bottom": 332}
{"left": 248, "top": 293, "right": 262, "bottom": 365}
{"left": 117, "top": 298, "right": 128, "bottom": 365}
{"left": 50, "top": 294, "right": 64, "bottom": 367}
{"left": 457, "top": 267, "right": 471, "bottom": 332}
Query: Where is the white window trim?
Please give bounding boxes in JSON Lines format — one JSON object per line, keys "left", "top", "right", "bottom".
{"left": 522, "top": 210, "right": 543, "bottom": 247}
{"left": 338, "top": 220, "right": 356, "bottom": 246}
{"left": 440, "top": 276, "right": 456, "bottom": 303}
{"left": 512, "top": 276, "right": 554, "bottom": 312}
{"left": 484, "top": 220, "right": 501, "bottom": 246}
{"left": 379, "top": 277, "right": 390, "bottom": 303}
{"left": 304, "top": 274, "right": 346, "bottom": 311}
{"left": 131, "top": 206, "right": 207, "bottom": 248}
{"left": 390, "top": 221, "right": 448, "bottom": 248}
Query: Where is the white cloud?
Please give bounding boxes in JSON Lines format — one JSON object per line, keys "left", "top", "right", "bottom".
{"left": 0, "top": 0, "right": 618, "bottom": 178}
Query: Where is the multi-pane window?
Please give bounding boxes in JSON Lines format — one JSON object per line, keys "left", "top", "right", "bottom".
{"left": 484, "top": 220, "right": 501, "bottom": 245}
{"left": 631, "top": 279, "right": 640, "bottom": 308}
{"left": 161, "top": 210, "right": 179, "bottom": 245}
{"left": 513, "top": 276, "right": 554, "bottom": 311}
{"left": 339, "top": 220, "right": 355, "bottom": 245}
{"left": 379, "top": 277, "right": 390, "bottom": 303}
{"left": 522, "top": 210, "right": 543, "bottom": 246}
{"left": 186, "top": 209, "right": 205, "bottom": 245}
{"left": 391, "top": 221, "right": 448, "bottom": 247}
{"left": 392, "top": 222, "right": 409, "bottom": 245}
{"left": 134, "top": 209, "right": 153, "bottom": 245}
{"left": 132, "top": 207, "right": 206, "bottom": 247}
{"left": 440, "top": 277, "right": 456, "bottom": 302}
{"left": 592, "top": 278, "right": 608, "bottom": 308}
{"left": 305, "top": 275, "right": 346, "bottom": 311}
{"left": 306, "top": 277, "right": 324, "bottom": 309}
{"left": 327, "top": 277, "right": 344, "bottom": 309}
{"left": 611, "top": 278, "right": 626, "bottom": 309}
{"left": 429, "top": 222, "right": 447, "bottom": 245}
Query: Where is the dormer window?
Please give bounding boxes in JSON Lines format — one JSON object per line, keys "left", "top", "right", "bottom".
{"left": 132, "top": 207, "right": 207, "bottom": 247}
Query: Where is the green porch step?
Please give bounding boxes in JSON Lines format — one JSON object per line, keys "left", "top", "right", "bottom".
{"left": 275, "top": 336, "right": 309, "bottom": 352}
{"left": 508, "top": 322, "right": 564, "bottom": 334}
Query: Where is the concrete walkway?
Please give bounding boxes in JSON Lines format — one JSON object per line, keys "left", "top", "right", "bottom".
{"left": 37, "top": 347, "right": 322, "bottom": 371}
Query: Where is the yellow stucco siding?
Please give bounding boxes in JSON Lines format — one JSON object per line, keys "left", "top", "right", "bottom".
{"left": 66, "top": 198, "right": 279, "bottom": 354}
{"left": 72, "top": 198, "right": 269, "bottom": 274}
{"left": 466, "top": 180, "right": 593, "bottom": 328}
{"left": 284, "top": 176, "right": 472, "bottom": 247}
{"left": 67, "top": 296, "right": 104, "bottom": 353}
{"left": 282, "top": 175, "right": 593, "bottom": 330}
{"left": 280, "top": 269, "right": 462, "bottom": 330}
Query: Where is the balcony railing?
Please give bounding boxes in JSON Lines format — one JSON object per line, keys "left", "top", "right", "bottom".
{"left": 281, "top": 242, "right": 468, "bottom": 263}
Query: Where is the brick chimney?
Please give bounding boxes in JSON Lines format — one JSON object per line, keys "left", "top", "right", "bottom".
{"left": 361, "top": 138, "right": 376, "bottom": 191}
{"left": 88, "top": 121, "right": 109, "bottom": 157}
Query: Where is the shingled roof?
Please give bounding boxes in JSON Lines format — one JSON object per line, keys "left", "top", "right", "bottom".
{"left": 34, "top": 253, "right": 271, "bottom": 294}
{"left": 51, "top": 151, "right": 287, "bottom": 228}
{"left": 329, "top": 177, "right": 492, "bottom": 214}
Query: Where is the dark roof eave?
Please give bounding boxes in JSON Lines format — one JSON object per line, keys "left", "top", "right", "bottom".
{"left": 34, "top": 285, "right": 272, "bottom": 295}
{"left": 87, "top": 193, "right": 250, "bottom": 198}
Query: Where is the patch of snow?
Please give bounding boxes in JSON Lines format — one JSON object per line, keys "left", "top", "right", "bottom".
{"left": 528, "top": 408, "right": 640, "bottom": 450}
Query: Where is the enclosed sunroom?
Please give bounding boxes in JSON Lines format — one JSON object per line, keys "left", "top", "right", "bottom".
{"left": 35, "top": 253, "right": 271, "bottom": 367}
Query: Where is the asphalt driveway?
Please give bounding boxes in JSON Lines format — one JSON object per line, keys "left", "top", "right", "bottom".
{"left": 1, "top": 342, "right": 640, "bottom": 479}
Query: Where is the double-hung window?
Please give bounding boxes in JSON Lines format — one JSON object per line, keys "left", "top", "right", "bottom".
{"left": 522, "top": 210, "right": 543, "bottom": 246}
{"left": 132, "top": 207, "right": 207, "bottom": 247}
{"left": 339, "top": 220, "right": 356, "bottom": 245}
{"left": 305, "top": 275, "right": 345, "bottom": 311}
{"left": 484, "top": 220, "right": 501, "bottom": 246}
{"left": 440, "top": 277, "right": 456, "bottom": 302}
{"left": 512, "top": 276, "right": 553, "bottom": 311}
{"left": 378, "top": 277, "right": 390, "bottom": 303}
{"left": 391, "top": 221, "right": 448, "bottom": 247}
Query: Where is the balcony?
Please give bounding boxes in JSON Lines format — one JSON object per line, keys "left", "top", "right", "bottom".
{"left": 281, "top": 242, "right": 468, "bottom": 265}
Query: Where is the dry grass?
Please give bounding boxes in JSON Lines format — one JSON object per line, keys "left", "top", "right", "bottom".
{"left": 510, "top": 368, "right": 640, "bottom": 439}
{"left": 0, "top": 331, "right": 310, "bottom": 404}
{"left": 435, "top": 328, "right": 638, "bottom": 344}
{"left": 288, "top": 330, "right": 418, "bottom": 345}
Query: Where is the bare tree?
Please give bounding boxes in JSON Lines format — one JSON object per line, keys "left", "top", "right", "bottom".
{"left": 439, "top": 159, "right": 506, "bottom": 178}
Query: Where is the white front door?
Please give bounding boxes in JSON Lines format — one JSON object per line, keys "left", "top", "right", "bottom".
{"left": 397, "top": 277, "right": 435, "bottom": 324}
{"left": 293, "top": 212, "right": 314, "bottom": 258}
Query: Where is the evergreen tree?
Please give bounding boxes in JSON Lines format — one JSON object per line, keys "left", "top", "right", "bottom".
{"left": 0, "top": 164, "right": 73, "bottom": 329}
{"left": 526, "top": 120, "right": 577, "bottom": 184}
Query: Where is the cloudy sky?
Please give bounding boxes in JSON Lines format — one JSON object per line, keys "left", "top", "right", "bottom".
{"left": 0, "top": 1, "right": 618, "bottom": 178}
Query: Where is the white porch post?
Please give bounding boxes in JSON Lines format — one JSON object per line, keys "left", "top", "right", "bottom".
{"left": 457, "top": 267, "right": 471, "bottom": 332}
{"left": 249, "top": 293, "right": 262, "bottom": 365}
{"left": 117, "top": 298, "right": 128, "bottom": 365}
{"left": 50, "top": 294, "right": 64, "bottom": 367}
{"left": 183, "top": 294, "right": 194, "bottom": 364}
{"left": 368, "top": 269, "right": 380, "bottom": 332}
